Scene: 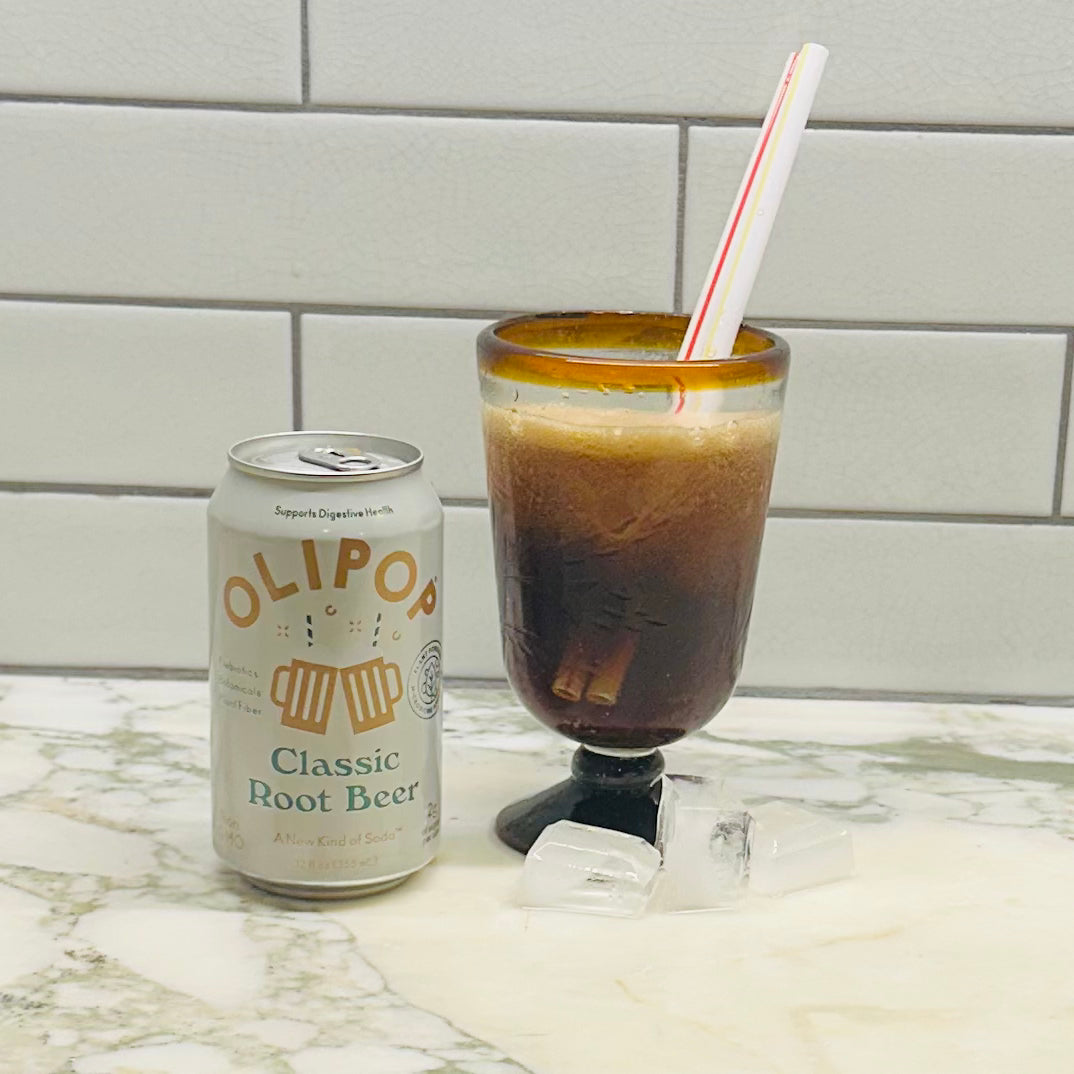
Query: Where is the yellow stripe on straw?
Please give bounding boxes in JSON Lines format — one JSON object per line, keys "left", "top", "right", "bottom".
{"left": 675, "top": 40, "right": 828, "bottom": 397}
{"left": 695, "top": 49, "right": 812, "bottom": 363}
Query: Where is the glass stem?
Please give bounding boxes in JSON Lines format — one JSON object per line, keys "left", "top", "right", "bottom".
{"left": 571, "top": 745, "right": 664, "bottom": 793}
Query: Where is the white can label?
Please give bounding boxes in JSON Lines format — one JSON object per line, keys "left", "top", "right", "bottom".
{"left": 210, "top": 523, "right": 442, "bottom": 888}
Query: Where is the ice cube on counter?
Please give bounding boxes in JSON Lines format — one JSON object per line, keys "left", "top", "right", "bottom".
{"left": 748, "top": 801, "right": 854, "bottom": 896}
{"left": 521, "top": 820, "right": 661, "bottom": 917}
{"left": 658, "top": 775, "right": 752, "bottom": 912}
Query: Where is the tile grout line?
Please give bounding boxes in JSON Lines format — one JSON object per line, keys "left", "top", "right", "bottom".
{"left": 0, "top": 291, "right": 1070, "bottom": 337}
{"left": 441, "top": 497, "right": 488, "bottom": 509}
{"left": 0, "top": 483, "right": 484, "bottom": 505}
{"left": 290, "top": 310, "right": 304, "bottom": 430}
{"left": 1051, "top": 330, "right": 1074, "bottom": 515}
{"left": 299, "top": 0, "right": 311, "bottom": 105}
{"left": 0, "top": 663, "right": 1072, "bottom": 707}
{"left": 3, "top": 480, "right": 1074, "bottom": 528}
{"left": 734, "top": 684, "right": 1074, "bottom": 707}
{"left": 1, "top": 92, "right": 1073, "bottom": 135}
{"left": 758, "top": 317, "right": 1069, "bottom": 336}
{"left": 673, "top": 120, "right": 688, "bottom": 313}
{"left": 0, "top": 665, "right": 211, "bottom": 682}
{"left": 0, "top": 482, "right": 213, "bottom": 498}
{"left": 702, "top": 118, "right": 1074, "bottom": 137}
{"left": 0, "top": 291, "right": 515, "bottom": 319}
{"left": 767, "top": 507, "right": 1074, "bottom": 527}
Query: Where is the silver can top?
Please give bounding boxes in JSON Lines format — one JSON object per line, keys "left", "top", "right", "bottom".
{"left": 228, "top": 431, "right": 423, "bottom": 483}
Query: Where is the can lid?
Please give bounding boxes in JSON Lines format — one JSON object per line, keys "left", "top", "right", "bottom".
{"left": 228, "top": 432, "right": 423, "bottom": 482}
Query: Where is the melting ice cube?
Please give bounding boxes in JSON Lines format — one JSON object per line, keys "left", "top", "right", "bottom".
{"left": 658, "top": 775, "right": 752, "bottom": 912}
{"left": 521, "top": 820, "right": 661, "bottom": 917}
{"left": 748, "top": 801, "right": 854, "bottom": 896}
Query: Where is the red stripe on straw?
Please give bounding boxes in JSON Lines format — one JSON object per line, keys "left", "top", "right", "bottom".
{"left": 680, "top": 51, "right": 800, "bottom": 363}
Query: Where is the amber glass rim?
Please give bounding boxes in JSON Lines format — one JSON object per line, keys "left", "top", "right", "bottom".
{"left": 477, "top": 311, "right": 789, "bottom": 391}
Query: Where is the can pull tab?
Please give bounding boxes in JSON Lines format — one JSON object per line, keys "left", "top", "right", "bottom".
{"left": 298, "top": 447, "right": 381, "bottom": 473}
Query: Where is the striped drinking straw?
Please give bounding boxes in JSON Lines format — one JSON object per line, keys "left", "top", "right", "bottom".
{"left": 676, "top": 42, "right": 829, "bottom": 374}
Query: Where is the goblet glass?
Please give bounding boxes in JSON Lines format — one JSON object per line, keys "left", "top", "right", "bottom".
{"left": 477, "top": 312, "right": 789, "bottom": 852}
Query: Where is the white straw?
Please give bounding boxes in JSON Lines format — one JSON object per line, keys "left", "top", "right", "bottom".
{"left": 677, "top": 42, "right": 829, "bottom": 362}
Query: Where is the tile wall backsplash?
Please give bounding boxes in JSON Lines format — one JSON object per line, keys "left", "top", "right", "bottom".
{"left": 684, "top": 129, "right": 1074, "bottom": 325}
{"left": 302, "top": 315, "right": 490, "bottom": 499}
{"left": 769, "top": 329, "right": 1067, "bottom": 516}
{"left": 0, "top": 2, "right": 300, "bottom": 102}
{"left": 308, "top": 1, "right": 1074, "bottom": 125}
{"left": 2, "top": 2, "right": 1072, "bottom": 700}
{"left": 1, "top": 303, "right": 292, "bottom": 487}
{"left": 0, "top": 107, "right": 678, "bottom": 310}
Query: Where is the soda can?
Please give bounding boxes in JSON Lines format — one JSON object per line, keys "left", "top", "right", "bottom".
{"left": 208, "top": 432, "right": 443, "bottom": 898}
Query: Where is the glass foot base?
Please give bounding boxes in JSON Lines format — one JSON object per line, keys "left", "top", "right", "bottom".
{"left": 495, "top": 746, "right": 665, "bottom": 854}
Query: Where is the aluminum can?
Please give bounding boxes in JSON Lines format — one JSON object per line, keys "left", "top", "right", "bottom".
{"left": 208, "top": 432, "right": 443, "bottom": 898}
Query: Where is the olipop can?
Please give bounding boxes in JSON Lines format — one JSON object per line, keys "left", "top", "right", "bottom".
{"left": 208, "top": 432, "right": 443, "bottom": 898}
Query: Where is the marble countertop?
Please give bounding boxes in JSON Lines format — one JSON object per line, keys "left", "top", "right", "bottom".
{"left": 2, "top": 674, "right": 1074, "bottom": 1073}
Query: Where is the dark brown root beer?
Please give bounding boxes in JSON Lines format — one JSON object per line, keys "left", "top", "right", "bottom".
{"left": 483, "top": 403, "right": 780, "bottom": 750}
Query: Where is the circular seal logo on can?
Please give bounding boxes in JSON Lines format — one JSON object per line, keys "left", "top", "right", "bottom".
{"left": 408, "top": 641, "right": 442, "bottom": 719}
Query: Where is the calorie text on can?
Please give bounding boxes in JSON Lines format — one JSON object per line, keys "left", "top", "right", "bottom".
{"left": 208, "top": 432, "right": 443, "bottom": 898}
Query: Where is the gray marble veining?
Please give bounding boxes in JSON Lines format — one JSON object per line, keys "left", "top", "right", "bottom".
{"left": 2, "top": 675, "right": 1073, "bottom": 1073}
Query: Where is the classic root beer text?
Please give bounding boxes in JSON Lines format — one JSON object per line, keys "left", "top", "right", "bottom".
{"left": 248, "top": 747, "right": 419, "bottom": 814}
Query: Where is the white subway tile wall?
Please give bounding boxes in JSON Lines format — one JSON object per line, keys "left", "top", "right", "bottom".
{"left": 0, "top": 1, "right": 300, "bottom": 102}
{"left": 0, "top": 496, "right": 498, "bottom": 677}
{"left": 302, "top": 315, "right": 491, "bottom": 499}
{"left": 308, "top": 0, "right": 1074, "bottom": 125}
{"left": 0, "top": 106, "right": 677, "bottom": 311}
{"left": 0, "top": 494, "right": 208, "bottom": 669}
{"left": 1, "top": 4, "right": 1072, "bottom": 701}
{"left": 684, "top": 128, "right": 1074, "bottom": 325}
{"left": 442, "top": 507, "right": 502, "bottom": 680}
{"left": 769, "top": 329, "right": 1068, "bottom": 516}
{"left": 745, "top": 518, "right": 1074, "bottom": 698}
{"left": 1065, "top": 404, "right": 1074, "bottom": 517}
{"left": 0, "top": 302, "right": 292, "bottom": 487}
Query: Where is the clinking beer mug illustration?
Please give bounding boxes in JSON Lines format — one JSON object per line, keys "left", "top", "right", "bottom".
{"left": 339, "top": 657, "right": 404, "bottom": 733}
{"left": 271, "top": 656, "right": 403, "bottom": 735}
{"left": 271, "top": 659, "right": 337, "bottom": 735}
